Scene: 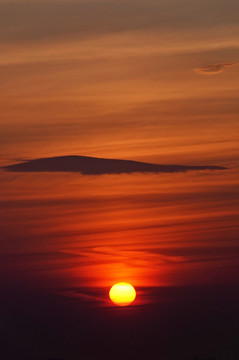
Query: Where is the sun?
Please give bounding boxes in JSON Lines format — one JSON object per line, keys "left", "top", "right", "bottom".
{"left": 109, "top": 282, "right": 136, "bottom": 306}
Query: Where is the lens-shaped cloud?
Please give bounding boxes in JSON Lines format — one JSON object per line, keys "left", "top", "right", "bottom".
{"left": 2, "top": 155, "right": 227, "bottom": 175}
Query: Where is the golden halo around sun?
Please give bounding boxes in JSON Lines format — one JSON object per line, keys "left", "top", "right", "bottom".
{"left": 109, "top": 282, "right": 136, "bottom": 306}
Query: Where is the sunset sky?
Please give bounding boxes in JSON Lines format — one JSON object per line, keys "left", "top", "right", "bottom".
{"left": 1, "top": 1, "right": 239, "bottom": 359}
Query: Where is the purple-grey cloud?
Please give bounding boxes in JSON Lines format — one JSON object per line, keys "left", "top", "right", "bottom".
{"left": 2, "top": 155, "right": 227, "bottom": 175}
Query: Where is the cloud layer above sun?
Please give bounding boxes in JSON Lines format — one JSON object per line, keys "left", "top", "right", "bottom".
{"left": 0, "top": 0, "right": 239, "bottom": 296}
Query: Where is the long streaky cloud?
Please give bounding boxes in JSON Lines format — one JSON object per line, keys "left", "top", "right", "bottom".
{"left": 195, "top": 62, "right": 238, "bottom": 75}
{"left": 2, "top": 155, "right": 227, "bottom": 175}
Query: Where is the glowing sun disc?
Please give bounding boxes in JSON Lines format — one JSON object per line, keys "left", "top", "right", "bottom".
{"left": 109, "top": 282, "right": 136, "bottom": 306}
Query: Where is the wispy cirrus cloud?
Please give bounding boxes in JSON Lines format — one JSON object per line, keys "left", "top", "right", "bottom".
{"left": 195, "top": 62, "right": 238, "bottom": 75}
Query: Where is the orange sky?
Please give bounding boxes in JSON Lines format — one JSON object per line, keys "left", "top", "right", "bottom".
{"left": 0, "top": 0, "right": 239, "bottom": 305}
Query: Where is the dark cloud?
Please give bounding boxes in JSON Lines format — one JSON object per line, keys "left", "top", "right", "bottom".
{"left": 2, "top": 155, "right": 226, "bottom": 175}
{"left": 195, "top": 62, "right": 238, "bottom": 74}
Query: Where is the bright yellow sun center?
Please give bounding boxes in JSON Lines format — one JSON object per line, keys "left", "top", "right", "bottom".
{"left": 109, "top": 282, "right": 136, "bottom": 306}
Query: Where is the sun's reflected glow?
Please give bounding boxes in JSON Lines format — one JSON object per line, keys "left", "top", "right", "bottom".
{"left": 109, "top": 282, "right": 136, "bottom": 306}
